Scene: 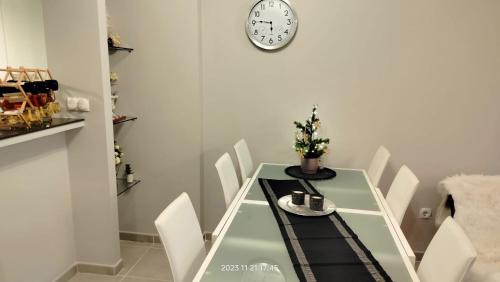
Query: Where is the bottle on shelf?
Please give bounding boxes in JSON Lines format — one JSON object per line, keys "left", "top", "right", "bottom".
{"left": 125, "top": 163, "right": 134, "bottom": 183}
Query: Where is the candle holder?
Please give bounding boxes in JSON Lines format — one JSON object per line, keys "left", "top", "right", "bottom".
{"left": 291, "top": 190, "right": 305, "bottom": 205}
{"left": 309, "top": 195, "right": 325, "bottom": 211}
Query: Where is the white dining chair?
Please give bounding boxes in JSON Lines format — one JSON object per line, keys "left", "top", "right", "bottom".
{"left": 154, "top": 192, "right": 206, "bottom": 282}
{"left": 374, "top": 187, "right": 417, "bottom": 266}
{"left": 234, "top": 139, "right": 254, "bottom": 183}
{"left": 367, "top": 146, "right": 391, "bottom": 188}
{"left": 215, "top": 153, "right": 240, "bottom": 208}
{"left": 385, "top": 165, "right": 419, "bottom": 225}
{"left": 212, "top": 178, "right": 251, "bottom": 241}
{"left": 418, "top": 217, "right": 477, "bottom": 282}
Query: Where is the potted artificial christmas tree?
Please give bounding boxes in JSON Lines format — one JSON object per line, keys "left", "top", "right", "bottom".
{"left": 294, "top": 105, "right": 330, "bottom": 174}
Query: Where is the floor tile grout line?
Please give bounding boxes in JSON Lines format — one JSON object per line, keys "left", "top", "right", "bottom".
{"left": 119, "top": 244, "right": 154, "bottom": 282}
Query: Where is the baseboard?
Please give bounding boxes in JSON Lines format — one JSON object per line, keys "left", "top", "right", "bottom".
{"left": 120, "top": 230, "right": 161, "bottom": 244}
{"left": 53, "top": 259, "right": 123, "bottom": 282}
{"left": 120, "top": 230, "right": 210, "bottom": 250}
{"left": 77, "top": 259, "right": 123, "bottom": 275}
{"left": 203, "top": 232, "right": 213, "bottom": 241}
{"left": 55, "top": 231, "right": 160, "bottom": 281}
{"left": 53, "top": 263, "right": 77, "bottom": 282}
{"left": 414, "top": 251, "right": 424, "bottom": 262}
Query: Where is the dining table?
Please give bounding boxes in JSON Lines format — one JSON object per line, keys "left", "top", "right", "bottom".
{"left": 194, "top": 163, "right": 420, "bottom": 282}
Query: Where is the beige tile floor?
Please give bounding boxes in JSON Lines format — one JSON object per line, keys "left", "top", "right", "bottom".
{"left": 69, "top": 240, "right": 173, "bottom": 282}
{"left": 68, "top": 240, "right": 419, "bottom": 281}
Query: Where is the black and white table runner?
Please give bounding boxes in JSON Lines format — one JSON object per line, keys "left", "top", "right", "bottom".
{"left": 259, "top": 178, "right": 392, "bottom": 282}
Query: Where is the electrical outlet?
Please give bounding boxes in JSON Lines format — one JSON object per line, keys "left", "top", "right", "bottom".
{"left": 67, "top": 97, "right": 90, "bottom": 112}
{"left": 418, "top": 208, "right": 432, "bottom": 219}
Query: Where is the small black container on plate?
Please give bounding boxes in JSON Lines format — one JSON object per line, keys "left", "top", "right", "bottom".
{"left": 309, "top": 195, "right": 325, "bottom": 211}
{"left": 291, "top": 190, "right": 305, "bottom": 205}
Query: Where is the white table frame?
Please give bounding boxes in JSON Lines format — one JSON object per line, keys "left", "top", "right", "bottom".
{"left": 194, "top": 163, "right": 420, "bottom": 282}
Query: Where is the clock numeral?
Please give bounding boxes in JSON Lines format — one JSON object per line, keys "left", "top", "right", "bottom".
{"left": 284, "top": 29, "right": 289, "bottom": 34}
{"left": 269, "top": 1, "right": 274, "bottom": 7}
{"left": 254, "top": 29, "right": 258, "bottom": 35}
{"left": 261, "top": 35, "right": 265, "bottom": 42}
{"left": 284, "top": 10, "right": 289, "bottom": 16}
{"left": 278, "top": 35, "right": 282, "bottom": 41}
{"left": 279, "top": 3, "right": 282, "bottom": 9}
{"left": 269, "top": 38, "right": 274, "bottom": 45}
{"left": 252, "top": 20, "right": 256, "bottom": 26}
{"left": 287, "top": 19, "right": 292, "bottom": 25}
{"left": 254, "top": 11, "right": 260, "bottom": 17}
{"left": 260, "top": 3, "right": 265, "bottom": 10}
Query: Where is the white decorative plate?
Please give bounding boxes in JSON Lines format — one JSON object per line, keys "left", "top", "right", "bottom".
{"left": 277, "top": 194, "right": 336, "bottom": 216}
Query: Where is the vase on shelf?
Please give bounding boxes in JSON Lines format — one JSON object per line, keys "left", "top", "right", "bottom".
{"left": 301, "top": 157, "right": 320, "bottom": 174}
{"left": 125, "top": 163, "right": 135, "bottom": 183}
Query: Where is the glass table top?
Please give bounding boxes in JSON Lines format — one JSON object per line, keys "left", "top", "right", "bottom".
{"left": 245, "top": 164, "right": 380, "bottom": 211}
{"left": 199, "top": 202, "right": 414, "bottom": 282}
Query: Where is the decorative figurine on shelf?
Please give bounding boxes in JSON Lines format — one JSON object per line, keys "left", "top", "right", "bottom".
{"left": 109, "top": 72, "right": 125, "bottom": 123}
{"left": 108, "top": 32, "right": 122, "bottom": 48}
{"left": 294, "top": 105, "right": 330, "bottom": 174}
{"left": 125, "top": 163, "right": 134, "bottom": 183}
{"left": 110, "top": 72, "right": 118, "bottom": 83}
{"left": 114, "top": 141, "right": 124, "bottom": 165}
{"left": 111, "top": 92, "right": 119, "bottom": 111}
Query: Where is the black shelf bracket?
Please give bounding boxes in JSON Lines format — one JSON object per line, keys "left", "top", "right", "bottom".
{"left": 113, "top": 116, "right": 138, "bottom": 125}
{"left": 108, "top": 46, "right": 134, "bottom": 53}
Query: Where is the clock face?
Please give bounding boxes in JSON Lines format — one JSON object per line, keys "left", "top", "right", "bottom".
{"left": 246, "top": 0, "right": 298, "bottom": 50}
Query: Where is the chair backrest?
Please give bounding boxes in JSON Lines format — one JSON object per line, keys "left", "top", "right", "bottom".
{"left": 234, "top": 139, "right": 254, "bottom": 183}
{"left": 212, "top": 178, "right": 252, "bottom": 240}
{"left": 215, "top": 153, "right": 240, "bottom": 208}
{"left": 154, "top": 193, "right": 206, "bottom": 282}
{"left": 418, "top": 217, "right": 477, "bottom": 282}
{"left": 385, "top": 165, "right": 419, "bottom": 224}
{"left": 367, "top": 146, "right": 391, "bottom": 187}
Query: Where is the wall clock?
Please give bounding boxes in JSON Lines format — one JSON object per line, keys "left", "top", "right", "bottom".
{"left": 246, "top": 0, "right": 298, "bottom": 50}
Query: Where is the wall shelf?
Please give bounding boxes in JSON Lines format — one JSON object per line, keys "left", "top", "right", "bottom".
{"left": 108, "top": 46, "right": 134, "bottom": 53}
{"left": 117, "top": 178, "right": 141, "bottom": 196}
{"left": 0, "top": 118, "right": 85, "bottom": 149}
{"left": 109, "top": 36, "right": 140, "bottom": 198}
{"left": 113, "top": 116, "right": 137, "bottom": 125}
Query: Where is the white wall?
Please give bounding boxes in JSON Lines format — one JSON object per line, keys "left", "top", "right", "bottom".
{"left": 0, "top": 1, "right": 77, "bottom": 281}
{"left": 102, "top": 0, "right": 500, "bottom": 254}
{"left": 201, "top": 0, "right": 500, "bottom": 252}
{"left": 43, "top": 0, "right": 121, "bottom": 265}
{"left": 1, "top": 0, "right": 125, "bottom": 277}
{"left": 0, "top": 0, "right": 47, "bottom": 67}
{"left": 29, "top": 0, "right": 499, "bottom": 258}
{"left": 0, "top": 4, "right": 6, "bottom": 66}
{"left": 0, "top": 135, "right": 76, "bottom": 282}
{"left": 107, "top": 0, "right": 202, "bottom": 235}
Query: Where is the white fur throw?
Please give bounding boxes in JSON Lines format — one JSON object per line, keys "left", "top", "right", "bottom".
{"left": 438, "top": 175, "right": 500, "bottom": 281}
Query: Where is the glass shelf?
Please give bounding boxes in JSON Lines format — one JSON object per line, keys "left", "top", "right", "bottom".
{"left": 117, "top": 178, "right": 141, "bottom": 196}
{"left": 108, "top": 46, "right": 134, "bottom": 53}
{"left": 113, "top": 116, "right": 137, "bottom": 125}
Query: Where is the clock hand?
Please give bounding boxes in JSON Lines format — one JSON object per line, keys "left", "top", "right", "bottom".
{"left": 257, "top": 20, "right": 274, "bottom": 34}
